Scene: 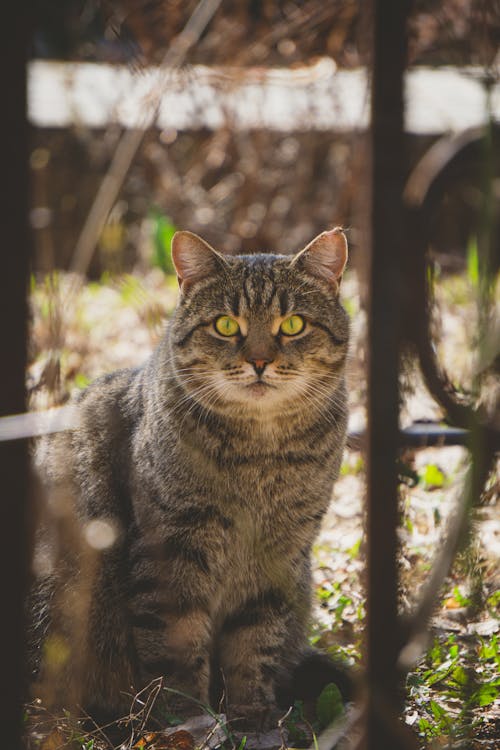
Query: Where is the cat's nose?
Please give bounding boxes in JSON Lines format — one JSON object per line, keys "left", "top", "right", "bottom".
{"left": 248, "top": 357, "right": 273, "bottom": 376}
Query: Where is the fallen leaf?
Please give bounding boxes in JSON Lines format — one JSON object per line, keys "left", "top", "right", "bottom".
{"left": 40, "top": 729, "right": 67, "bottom": 750}
{"left": 163, "top": 714, "right": 229, "bottom": 750}
{"left": 134, "top": 732, "right": 162, "bottom": 749}
{"left": 164, "top": 730, "right": 196, "bottom": 750}
{"left": 134, "top": 730, "right": 195, "bottom": 750}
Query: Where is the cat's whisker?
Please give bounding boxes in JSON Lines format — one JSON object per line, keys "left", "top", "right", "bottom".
{"left": 305, "top": 389, "right": 349, "bottom": 419}
{"left": 294, "top": 377, "right": 347, "bottom": 418}
{"left": 190, "top": 385, "right": 225, "bottom": 433}
{"left": 194, "top": 387, "right": 223, "bottom": 434}
{"left": 173, "top": 383, "right": 222, "bottom": 437}
{"left": 154, "top": 369, "right": 219, "bottom": 388}
{"left": 170, "top": 379, "right": 221, "bottom": 416}
{"left": 166, "top": 385, "right": 217, "bottom": 427}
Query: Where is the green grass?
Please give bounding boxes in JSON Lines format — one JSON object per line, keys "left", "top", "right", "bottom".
{"left": 408, "top": 630, "right": 500, "bottom": 744}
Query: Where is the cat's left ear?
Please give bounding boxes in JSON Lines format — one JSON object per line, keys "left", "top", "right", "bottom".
{"left": 171, "top": 231, "right": 226, "bottom": 291}
{"left": 293, "top": 228, "right": 348, "bottom": 287}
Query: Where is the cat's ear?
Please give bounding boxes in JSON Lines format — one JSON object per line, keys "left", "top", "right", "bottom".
{"left": 293, "top": 228, "right": 348, "bottom": 286}
{"left": 171, "top": 231, "right": 226, "bottom": 291}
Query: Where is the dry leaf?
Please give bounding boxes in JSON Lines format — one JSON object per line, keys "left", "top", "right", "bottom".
{"left": 134, "top": 731, "right": 195, "bottom": 750}
{"left": 40, "top": 729, "right": 67, "bottom": 750}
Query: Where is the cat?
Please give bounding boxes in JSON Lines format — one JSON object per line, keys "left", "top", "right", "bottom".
{"left": 30, "top": 227, "right": 351, "bottom": 728}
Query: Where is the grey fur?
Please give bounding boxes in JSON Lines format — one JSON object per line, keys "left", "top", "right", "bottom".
{"left": 31, "top": 231, "right": 350, "bottom": 726}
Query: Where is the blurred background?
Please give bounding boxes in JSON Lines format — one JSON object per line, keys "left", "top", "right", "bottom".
{"left": 30, "top": 0, "right": 499, "bottom": 274}
{"left": 25, "top": 2, "right": 500, "bottom": 747}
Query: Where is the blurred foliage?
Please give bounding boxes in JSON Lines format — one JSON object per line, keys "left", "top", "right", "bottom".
{"left": 32, "top": 0, "right": 500, "bottom": 68}
{"left": 30, "top": 0, "right": 500, "bottom": 273}
{"left": 31, "top": 128, "right": 360, "bottom": 271}
{"left": 420, "top": 463, "right": 447, "bottom": 490}
{"left": 150, "top": 209, "right": 177, "bottom": 275}
{"left": 467, "top": 235, "right": 480, "bottom": 288}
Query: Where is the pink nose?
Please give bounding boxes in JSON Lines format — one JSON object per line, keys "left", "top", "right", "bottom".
{"left": 248, "top": 357, "right": 272, "bottom": 376}
{"left": 253, "top": 359, "right": 266, "bottom": 370}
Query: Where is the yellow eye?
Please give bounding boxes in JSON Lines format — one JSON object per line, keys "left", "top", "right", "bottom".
{"left": 215, "top": 315, "right": 240, "bottom": 337}
{"left": 280, "top": 314, "right": 305, "bottom": 336}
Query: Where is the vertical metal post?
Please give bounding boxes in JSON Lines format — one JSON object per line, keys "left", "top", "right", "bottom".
{"left": 0, "top": 5, "right": 31, "bottom": 747}
{"left": 363, "top": 2, "right": 414, "bottom": 748}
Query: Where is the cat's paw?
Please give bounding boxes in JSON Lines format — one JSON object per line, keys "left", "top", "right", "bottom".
{"left": 277, "top": 648, "right": 354, "bottom": 707}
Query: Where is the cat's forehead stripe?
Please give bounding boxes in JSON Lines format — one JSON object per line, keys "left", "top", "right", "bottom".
{"left": 231, "top": 291, "right": 240, "bottom": 317}
{"left": 279, "top": 289, "right": 289, "bottom": 317}
{"left": 234, "top": 258, "right": 283, "bottom": 313}
{"left": 241, "top": 267, "right": 253, "bottom": 310}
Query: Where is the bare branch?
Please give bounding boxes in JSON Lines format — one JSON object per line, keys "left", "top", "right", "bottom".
{"left": 69, "top": 0, "right": 223, "bottom": 278}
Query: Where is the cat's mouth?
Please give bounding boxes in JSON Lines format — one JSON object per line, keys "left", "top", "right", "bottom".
{"left": 245, "top": 381, "right": 275, "bottom": 397}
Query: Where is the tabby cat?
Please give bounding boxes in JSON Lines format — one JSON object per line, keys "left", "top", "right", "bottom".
{"left": 32, "top": 228, "right": 350, "bottom": 727}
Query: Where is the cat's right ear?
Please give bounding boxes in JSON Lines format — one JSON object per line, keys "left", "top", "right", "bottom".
{"left": 171, "top": 231, "right": 226, "bottom": 292}
{"left": 292, "top": 228, "right": 348, "bottom": 288}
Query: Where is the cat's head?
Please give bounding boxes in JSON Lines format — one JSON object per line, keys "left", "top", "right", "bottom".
{"left": 167, "top": 229, "right": 349, "bottom": 419}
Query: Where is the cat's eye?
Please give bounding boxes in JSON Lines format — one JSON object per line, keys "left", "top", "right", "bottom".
{"left": 215, "top": 315, "right": 240, "bottom": 337}
{"left": 280, "top": 314, "right": 305, "bottom": 336}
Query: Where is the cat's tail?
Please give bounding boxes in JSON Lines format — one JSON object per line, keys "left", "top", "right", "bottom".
{"left": 276, "top": 646, "right": 354, "bottom": 709}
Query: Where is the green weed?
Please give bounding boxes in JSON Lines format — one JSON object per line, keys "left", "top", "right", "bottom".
{"left": 315, "top": 682, "right": 344, "bottom": 729}
{"left": 284, "top": 700, "right": 309, "bottom": 746}
{"left": 409, "top": 631, "right": 500, "bottom": 743}
{"left": 340, "top": 455, "right": 364, "bottom": 476}
{"left": 346, "top": 538, "right": 361, "bottom": 560}
{"left": 420, "top": 463, "right": 447, "bottom": 490}
{"left": 73, "top": 373, "right": 91, "bottom": 390}
{"left": 466, "top": 235, "right": 479, "bottom": 288}
{"left": 486, "top": 590, "right": 500, "bottom": 617}
{"left": 317, "top": 582, "right": 354, "bottom": 628}
{"left": 150, "top": 210, "right": 177, "bottom": 275}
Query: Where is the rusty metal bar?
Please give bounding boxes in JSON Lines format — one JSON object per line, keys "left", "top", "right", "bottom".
{"left": 0, "top": 5, "right": 31, "bottom": 746}
{"left": 362, "top": 2, "right": 416, "bottom": 749}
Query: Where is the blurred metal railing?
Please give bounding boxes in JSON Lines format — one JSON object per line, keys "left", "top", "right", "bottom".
{"left": 360, "top": 2, "right": 417, "bottom": 748}
{"left": 0, "top": 5, "right": 31, "bottom": 748}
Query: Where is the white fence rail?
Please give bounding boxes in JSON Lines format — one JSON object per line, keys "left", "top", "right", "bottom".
{"left": 29, "top": 60, "right": 499, "bottom": 134}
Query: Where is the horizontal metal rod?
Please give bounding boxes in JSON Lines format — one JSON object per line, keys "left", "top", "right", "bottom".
{"left": 0, "top": 406, "right": 79, "bottom": 441}
{"left": 348, "top": 423, "right": 469, "bottom": 449}
{"left": 0, "top": 407, "right": 469, "bottom": 447}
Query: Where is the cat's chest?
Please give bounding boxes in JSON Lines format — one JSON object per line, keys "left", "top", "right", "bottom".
{"left": 212, "top": 458, "right": 329, "bottom": 566}
{"left": 215, "top": 503, "right": 295, "bottom": 602}
{"left": 178, "top": 426, "right": 335, "bottom": 525}
{"left": 136, "top": 420, "right": 335, "bottom": 546}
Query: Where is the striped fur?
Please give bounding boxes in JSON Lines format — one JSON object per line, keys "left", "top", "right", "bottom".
{"left": 32, "top": 230, "right": 350, "bottom": 726}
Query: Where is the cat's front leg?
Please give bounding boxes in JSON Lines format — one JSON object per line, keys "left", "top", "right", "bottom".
{"left": 127, "top": 504, "right": 227, "bottom": 715}
{"left": 217, "top": 589, "right": 306, "bottom": 729}
{"left": 132, "top": 604, "right": 213, "bottom": 714}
